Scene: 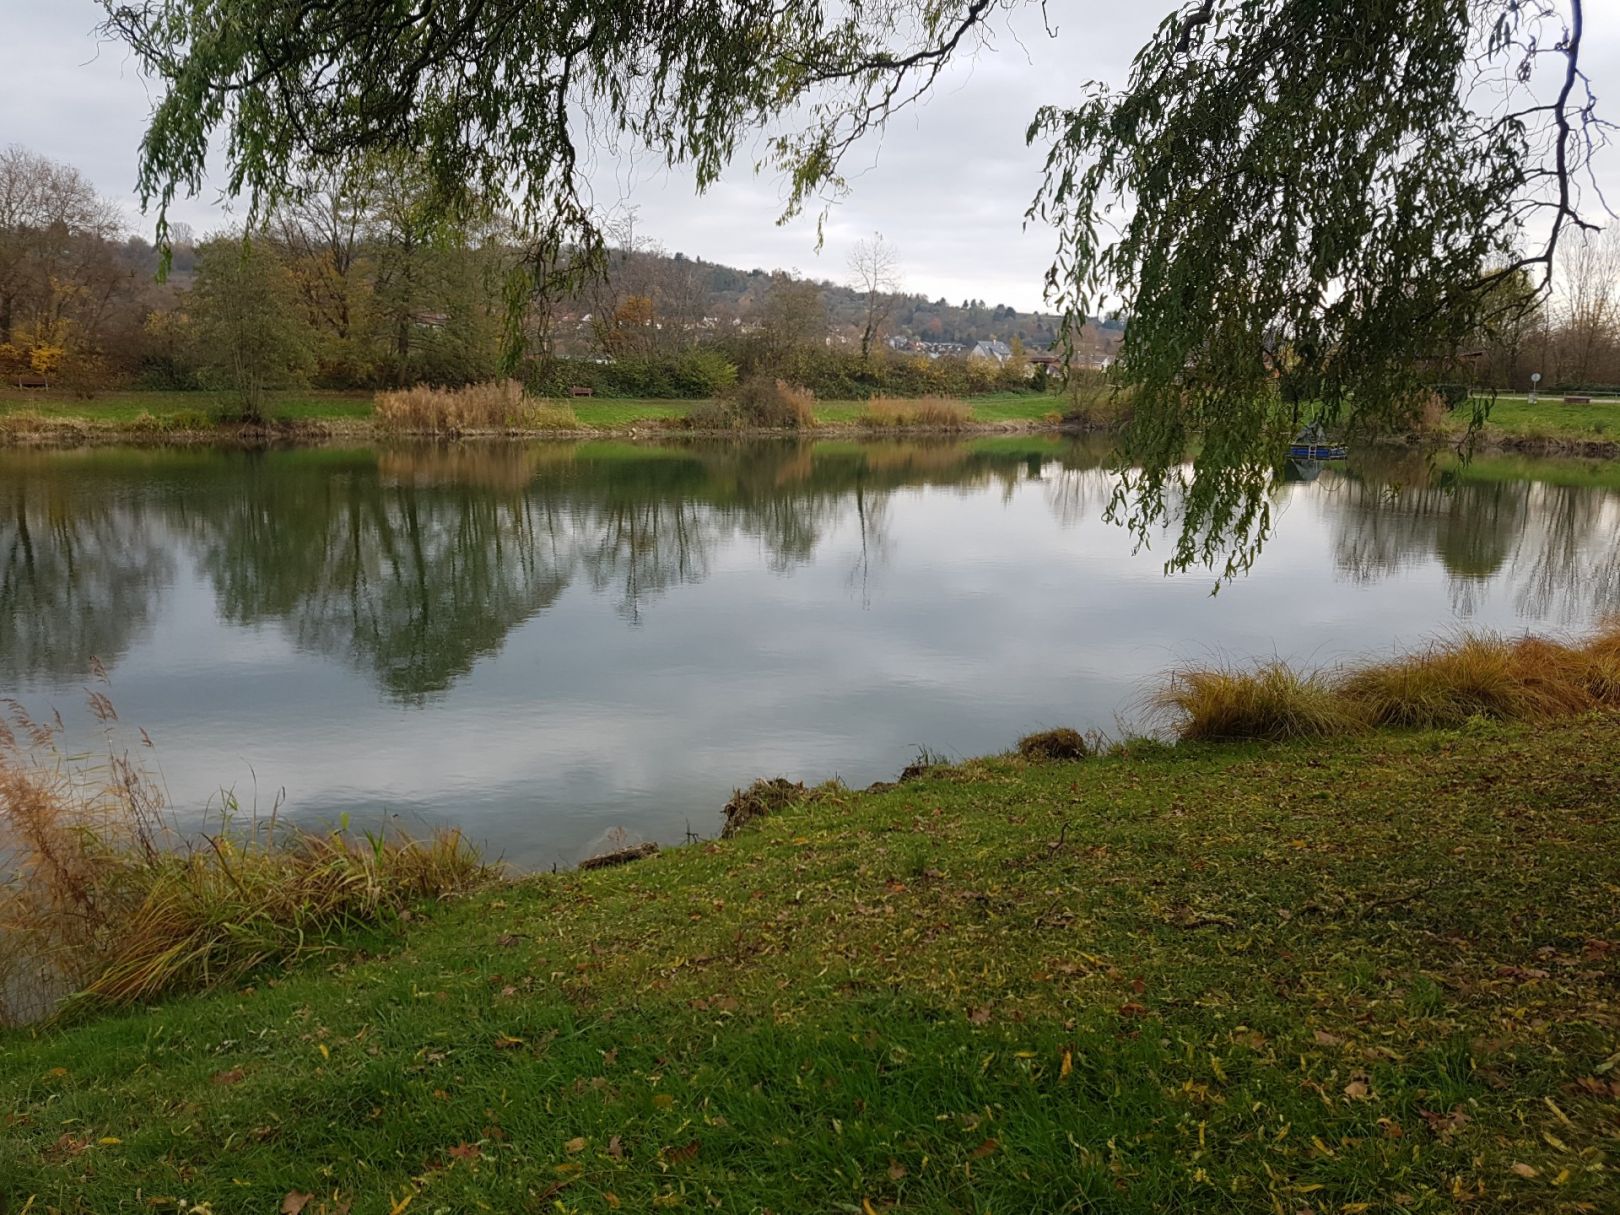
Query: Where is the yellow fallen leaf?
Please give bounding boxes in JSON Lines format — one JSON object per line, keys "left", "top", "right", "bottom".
{"left": 1060, "top": 1050, "right": 1073, "bottom": 1080}
{"left": 863, "top": 1201, "right": 879, "bottom": 1215}
{"left": 318, "top": 1044, "right": 330, "bottom": 1060}
{"left": 389, "top": 1191, "right": 415, "bottom": 1215}
{"left": 98, "top": 1137, "right": 122, "bottom": 1146}
{"left": 1510, "top": 1162, "right": 1538, "bottom": 1179}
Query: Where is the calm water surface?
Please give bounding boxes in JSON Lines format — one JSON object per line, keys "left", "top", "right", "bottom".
{"left": 4, "top": 438, "right": 1616, "bottom": 866}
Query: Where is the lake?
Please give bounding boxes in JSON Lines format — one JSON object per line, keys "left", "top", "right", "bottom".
{"left": 3, "top": 437, "right": 1616, "bottom": 867}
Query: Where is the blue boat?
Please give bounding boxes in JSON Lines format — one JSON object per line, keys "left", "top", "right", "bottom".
{"left": 1288, "top": 422, "right": 1345, "bottom": 461}
{"left": 1287, "top": 442, "right": 1347, "bottom": 460}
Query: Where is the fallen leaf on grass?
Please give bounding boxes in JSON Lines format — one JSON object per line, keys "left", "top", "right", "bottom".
{"left": 1118, "top": 1002, "right": 1148, "bottom": 1018}
{"left": 281, "top": 1192, "right": 312, "bottom": 1215}
{"left": 446, "top": 1143, "right": 482, "bottom": 1161}
{"left": 887, "top": 1160, "right": 907, "bottom": 1180}
{"left": 968, "top": 1138, "right": 998, "bottom": 1160}
{"left": 1511, "top": 1162, "right": 1539, "bottom": 1179}
{"left": 608, "top": 1134, "right": 625, "bottom": 1160}
{"left": 493, "top": 1034, "right": 524, "bottom": 1050}
{"left": 1343, "top": 1073, "right": 1371, "bottom": 1101}
{"left": 211, "top": 1067, "right": 246, "bottom": 1086}
{"left": 1419, "top": 1107, "right": 1471, "bottom": 1140}
{"left": 1060, "top": 1050, "right": 1073, "bottom": 1080}
{"left": 967, "top": 1006, "right": 992, "bottom": 1025}
{"left": 664, "top": 1139, "right": 701, "bottom": 1164}
{"left": 1313, "top": 1030, "right": 1345, "bottom": 1046}
{"left": 565, "top": 1136, "right": 587, "bottom": 1154}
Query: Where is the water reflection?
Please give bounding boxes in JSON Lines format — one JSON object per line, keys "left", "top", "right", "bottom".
{"left": 0, "top": 439, "right": 1615, "bottom": 707}
{"left": 0, "top": 454, "right": 175, "bottom": 683}
{"left": 1326, "top": 450, "right": 1620, "bottom": 623}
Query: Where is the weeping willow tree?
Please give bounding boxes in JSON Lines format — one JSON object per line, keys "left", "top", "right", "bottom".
{"left": 1030, "top": 0, "right": 1603, "bottom": 574}
{"left": 101, "top": 0, "right": 1602, "bottom": 571}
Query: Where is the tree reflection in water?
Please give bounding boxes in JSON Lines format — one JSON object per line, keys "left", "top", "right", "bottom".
{"left": 1, "top": 438, "right": 1614, "bottom": 703}
{"left": 1324, "top": 449, "right": 1620, "bottom": 625}
{"left": 0, "top": 452, "right": 176, "bottom": 685}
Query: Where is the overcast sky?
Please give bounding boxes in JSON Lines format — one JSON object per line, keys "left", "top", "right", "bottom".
{"left": 4, "top": 1, "right": 1616, "bottom": 313}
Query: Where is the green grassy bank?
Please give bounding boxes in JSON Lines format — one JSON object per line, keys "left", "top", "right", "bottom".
{"left": 4, "top": 713, "right": 1617, "bottom": 1212}
{"left": 4, "top": 386, "right": 1618, "bottom": 452}
{"left": 1441, "top": 394, "right": 1620, "bottom": 446}
{"left": 0, "top": 388, "right": 1066, "bottom": 438}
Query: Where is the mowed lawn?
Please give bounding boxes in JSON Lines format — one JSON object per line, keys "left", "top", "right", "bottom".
{"left": 1447, "top": 394, "right": 1620, "bottom": 441}
{"left": 3, "top": 713, "right": 1617, "bottom": 1213}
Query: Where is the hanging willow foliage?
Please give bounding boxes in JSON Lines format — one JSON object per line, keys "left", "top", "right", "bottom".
{"left": 1030, "top": 0, "right": 1601, "bottom": 574}
{"left": 100, "top": 0, "right": 1601, "bottom": 569}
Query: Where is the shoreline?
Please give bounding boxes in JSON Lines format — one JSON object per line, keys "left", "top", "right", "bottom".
{"left": 1, "top": 412, "right": 1616, "bottom": 458}
{"left": 5, "top": 709, "right": 1617, "bottom": 1209}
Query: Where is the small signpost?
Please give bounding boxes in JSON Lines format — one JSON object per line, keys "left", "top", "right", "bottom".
{"left": 1529, "top": 372, "right": 1541, "bottom": 405}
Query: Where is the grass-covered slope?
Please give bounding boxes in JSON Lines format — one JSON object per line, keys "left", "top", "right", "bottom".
{"left": 4, "top": 715, "right": 1618, "bottom": 1213}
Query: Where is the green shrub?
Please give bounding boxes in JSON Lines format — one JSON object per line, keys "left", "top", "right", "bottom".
{"left": 674, "top": 348, "right": 739, "bottom": 396}
{"left": 165, "top": 408, "right": 217, "bottom": 431}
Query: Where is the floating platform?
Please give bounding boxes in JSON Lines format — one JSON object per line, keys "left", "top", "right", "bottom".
{"left": 1287, "top": 443, "right": 1347, "bottom": 460}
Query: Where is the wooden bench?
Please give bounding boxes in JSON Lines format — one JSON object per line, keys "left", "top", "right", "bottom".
{"left": 1563, "top": 395, "right": 1591, "bottom": 404}
{"left": 568, "top": 385, "right": 594, "bottom": 397}
{"left": 14, "top": 375, "right": 49, "bottom": 389}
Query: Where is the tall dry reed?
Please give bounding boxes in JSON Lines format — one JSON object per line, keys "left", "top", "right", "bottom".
{"left": 0, "top": 691, "right": 487, "bottom": 1025}
{"left": 373, "top": 380, "right": 575, "bottom": 435}
{"left": 858, "top": 395, "right": 973, "bottom": 429}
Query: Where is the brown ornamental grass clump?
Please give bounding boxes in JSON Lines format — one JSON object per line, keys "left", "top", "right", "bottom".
{"left": 1154, "top": 661, "right": 1364, "bottom": 742}
{"left": 1155, "top": 623, "right": 1620, "bottom": 742}
{"left": 374, "top": 379, "right": 536, "bottom": 435}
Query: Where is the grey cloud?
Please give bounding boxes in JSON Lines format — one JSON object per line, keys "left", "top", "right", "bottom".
{"left": 3, "top": 0, "right": 1615, "bottom": 311}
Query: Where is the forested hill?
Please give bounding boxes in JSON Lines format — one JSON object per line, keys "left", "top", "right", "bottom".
{"left": 573, "top": 244, "right": 1117, "bottom": 350}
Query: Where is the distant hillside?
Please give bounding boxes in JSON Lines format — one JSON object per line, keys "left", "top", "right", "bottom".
{"left": 556, "top": 244, "right": 1122, "bottom": 356}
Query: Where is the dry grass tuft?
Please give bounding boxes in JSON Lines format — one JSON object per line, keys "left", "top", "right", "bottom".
{"left": 719, "top": 777, "right": 844, "bottom": 837}
{"left": 682, "top": 379, "right": 817, "bottom": 430}
{"left": 1339, "top": 633, "right": 1599, "bottom": 728}
{"left": 1155, "top": 662, "right": 1366, "bottom": 742}
{"left": 1015, "top": 728, "right": 1090, "bottom": 762}
{"left": 858, "top": 396, "right": 973, "bottom": 429}
{"left": 0, "top": 692, "right": 487, "bottom": 1025}
{"left": 1157, "top": 626, "right": 1620, "bottom": 743}
{"left": 520, "top": 401, "right": 580, "bottom": 430}
{"left": 374, "top": 380, "right": 531, "bottom": 435}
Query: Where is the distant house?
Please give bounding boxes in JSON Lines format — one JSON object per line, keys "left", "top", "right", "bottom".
{"left": 969, "top": 340, "right": 1014, "bottom": 364}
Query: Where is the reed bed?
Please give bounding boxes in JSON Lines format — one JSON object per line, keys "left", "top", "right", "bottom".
{"left": 0, "top": 695, "right": 487, "bottom": 1025}
{"left": 1156, "top": 624, "right": 1620, "bottom": 741}
{"left": 857, "top": 395, "right": 973, "bottom": 429}
{"left": 374, "top": 380, "right": 576, "bottom": 435}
